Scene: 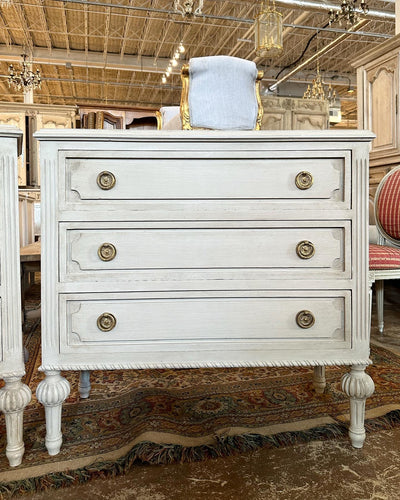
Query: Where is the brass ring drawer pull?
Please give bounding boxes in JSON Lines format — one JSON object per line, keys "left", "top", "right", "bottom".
{"left": 296, "top": 240, "right": 315, "bottom": 259}
{"left": 295, "top": 171, "right": 313, "bottom": 190}
{"left": 296, "top": 310, "right": 315, "bottom": 329}
{"left": 97, "top": 313, "right": 117, "bottom": 332}
{"left": 98, "top": 243, "right": 117, "bottom": 262}
{"left": 97, "top": 171, "right": 116, "bottom": 190}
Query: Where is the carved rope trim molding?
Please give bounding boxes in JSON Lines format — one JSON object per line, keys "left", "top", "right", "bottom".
{"left": 40, "top": 359, "right": 373, "bottom": 371}
{"left": 0, "top": 370, "right": 26, "bottom": 378}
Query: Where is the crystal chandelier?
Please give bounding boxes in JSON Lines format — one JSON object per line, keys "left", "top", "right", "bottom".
{"left": 328, "top": 0, "right": 369, "bottom": 26}
{"left": 8, "top": 54, "right": 41, "bottom": 93}
{"left": 303, "top": 63, "right": 337, "bottom": 105}
{"left": 254, "top": 0, "right": 283, "bottom": 58}
{"left": 174, "top": 0, "right": 203, "bottom": 16}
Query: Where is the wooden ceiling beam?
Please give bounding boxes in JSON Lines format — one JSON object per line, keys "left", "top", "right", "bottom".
{"left": 84, "top": 1, "right": 88, "bottom": 55}
{"left": 0, "top": 80, "right": 12, "bottom": 101}
{"left": 120, "top": 0, "right": 135, "bottom": 58}
{"left": 190, "top": 1, "right": 232, "bottom": 57}
{"left": 103, "top": 6, "right": 110, "bottom": 61}
{"left": 213, "top": 2, "right": 253, "bottom": 57}
{"left": 0, "top": 11, "right": 14, "bottom": 47}
{"left": 13, "top": 3, "right": 34, "bottom": 52}
{"left": 60, "top": 0, "right": 70, "bottom": 53}
{"left": 36, "top": 0, "right": 53, "bottom": 50}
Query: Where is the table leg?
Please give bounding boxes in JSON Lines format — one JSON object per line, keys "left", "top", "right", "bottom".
{"left": 0, "top": 375, "right": 32, "bottom": 466}
{"left": 341, "top": 364, "right": 375, "bottom": 448}
{"left": 79, "top": 370, "right": 91, "bottom": 399}
{"left": 313, "top": 366, "right": 326, "bottom": 394}
{"left": 36, "top": 370, "right": 70, "bottom": 456}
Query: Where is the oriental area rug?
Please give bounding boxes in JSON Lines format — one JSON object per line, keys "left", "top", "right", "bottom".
{"left": 2, "top": 284, "right": 400, "bottom": 497}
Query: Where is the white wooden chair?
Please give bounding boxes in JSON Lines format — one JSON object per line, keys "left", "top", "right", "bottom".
{"left": 180, "top": 55, "right": 263, "bottom": 130}
{"left": 369, "top": 166, "right": 400, "bottom": 333}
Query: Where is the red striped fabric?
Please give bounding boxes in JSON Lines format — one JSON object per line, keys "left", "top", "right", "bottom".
{"left": 369, "top": 243, "right": 400, "bottom": 269}
{"left": 376, "top": 169, "right": 400, "bottom": 239}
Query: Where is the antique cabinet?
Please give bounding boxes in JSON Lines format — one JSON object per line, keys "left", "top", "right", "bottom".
{"left": 353, "top": 33, "right": 400, "bottom": 195}
{"left": 262, "top": 96, "right": 329, "bottom": 130}
{"left": 79, "top": 106, "right": 158, "bottom": 130}
{"left": 0, "top": 127, "right": 31, "bottom": 466}
{"left": 0, "top": 103, "right": 76, "bottom": 187}
{"left": 0, "top": 110, "right": 26, "bottom": 186}
{"left": 35, "top": 129, "right": 374, "bottom": 457}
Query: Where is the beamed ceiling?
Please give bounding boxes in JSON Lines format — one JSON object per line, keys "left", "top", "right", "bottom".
{"left": 0, "top": 0, "right": 396, "bottom": 123}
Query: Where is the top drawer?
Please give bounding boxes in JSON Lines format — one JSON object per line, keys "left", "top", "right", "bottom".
{"left": 58, "top": 152, "right": 351, "bottom": 219}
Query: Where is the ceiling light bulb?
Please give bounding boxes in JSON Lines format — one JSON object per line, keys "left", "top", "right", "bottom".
{"left": 162, "top": 75, "right": 167, "bottom": 83}
{"left": 172, "top": 59, "right": 178, "bottom": 67}
{"left": 179, "top": 43, "right": 185, "bottom": 53}
{"left": 174, "top": 51, "right": 179, "bottom": 59}
{"left": 166, "top": 70, "right": 170, "bottom": 77}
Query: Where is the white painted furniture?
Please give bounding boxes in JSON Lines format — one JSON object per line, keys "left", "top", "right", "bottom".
{"left": 0, "top": 127, "right": 31, "bottom": 467}
{"left": 35, "top": 129, "right": 374, "bottom": 456}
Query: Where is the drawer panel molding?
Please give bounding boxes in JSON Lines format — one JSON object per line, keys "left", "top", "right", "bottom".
{"left": 61, "top": 223, "right": 351, "bottom": 281}
{"left": 60, "top": 292, "right": 351, "bottom": 352}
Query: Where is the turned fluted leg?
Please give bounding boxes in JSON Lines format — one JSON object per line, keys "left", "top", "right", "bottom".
{"left": 36, "top": 370, "right": 70, "bottom": 456}
{"left": 376, "top": 280, "right": 384, "bottom": 333}
{"left": 341, "top": 364, "right": 375, "bottom": 448}
{"left": 0, "top": 375, "right": 32, "bottom": 467}
{"left": 79, "top": 370, "right": 91, "bottom": 399}
{"left": 313, "top": 366, "right": 326, "bottom": 394}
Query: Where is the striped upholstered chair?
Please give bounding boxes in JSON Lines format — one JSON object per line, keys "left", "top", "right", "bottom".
{"left": 369, "top": 166, "right": 400, "bottom": 333}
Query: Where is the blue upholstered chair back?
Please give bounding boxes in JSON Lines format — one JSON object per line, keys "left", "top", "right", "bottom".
{"left": 180, "top": 56, "right": 263, "bottom": 130}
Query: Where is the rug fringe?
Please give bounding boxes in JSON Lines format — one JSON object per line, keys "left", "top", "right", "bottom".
{"left": 365, "top": 408, "right": 400, "bottom": 431}
{"left": 0, "top": 422, "right": 348, "bottom": 498}
{"left": 2, "top": 411, "right": 400, "bottom": 498}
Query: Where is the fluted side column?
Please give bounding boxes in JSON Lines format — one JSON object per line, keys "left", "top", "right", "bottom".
{"left": 341, "top": 364, "right": 375, "bottom": 448}
{"left": 0, "top": 376, "right": 32, "bottom": 467}
{"left": 36, "top": 371, "right": 70, "bottom": 456}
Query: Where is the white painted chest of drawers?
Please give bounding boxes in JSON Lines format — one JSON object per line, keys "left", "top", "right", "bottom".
{"left": 0, "top": 127, "right": 31, "bottom": 467}
{"left": 35, "top": 129, "right": 375, "bottom": 456}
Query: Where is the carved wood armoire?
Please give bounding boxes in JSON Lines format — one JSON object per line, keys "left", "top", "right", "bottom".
{"left": 353, "top": 33, "right": 400, "bottom": 196}
{"left": 261, "top": 97, "right": 329, "bottom": 131}
{"left": 0, "top": 103, "right": 77, "bottom": 187}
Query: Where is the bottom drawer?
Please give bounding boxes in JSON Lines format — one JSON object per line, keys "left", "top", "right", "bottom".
{"left": 59, "top": 291, "right": 351, "bottom": 357}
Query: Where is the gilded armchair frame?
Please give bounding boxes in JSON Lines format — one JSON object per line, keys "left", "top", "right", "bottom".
{"left": 155, "top": 110, "right": 162, "bottom": 130}
{"left": 180, "top": 64, "right": 264, "bottom": 130}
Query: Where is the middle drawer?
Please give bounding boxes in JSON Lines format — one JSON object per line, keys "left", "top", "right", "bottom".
{"left": 59, "top": 221, "right": 351, "bottom": 282}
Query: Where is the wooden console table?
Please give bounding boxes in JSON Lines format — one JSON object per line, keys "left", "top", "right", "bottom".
{"left": 35, "top": 129, "right": 374, "bottom": 456}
